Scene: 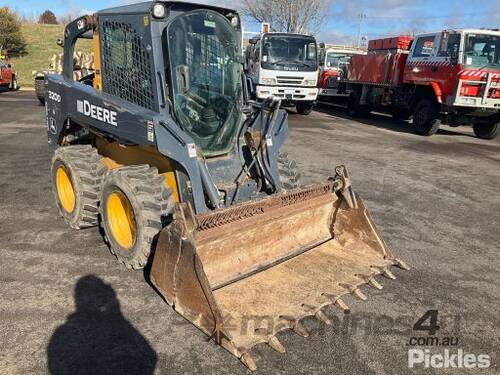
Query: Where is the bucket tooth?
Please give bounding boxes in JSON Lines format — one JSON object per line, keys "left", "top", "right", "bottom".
{"left": 334, "top": 298, "right": 350, "bottom": 313}
{"left": 268, "top": 336, "right": 286, "bottom": 354}
{"left": 241, "top": 352, "right": 257, "bottom": 371}
{"left": 382, "top": 268, "right": 396, "bottom": 280}
{"left": 394, "top": 258, "right": 411, "bottom": 270}
{"left": 293, "top": 321, "right": 310, "bottom": 338}
{"left": 368, "top": 277, "right": 383, "bottom": 290}
{"left": 352, "top": 288, "right": 368, "bottom": 301}
{"left": 315, "top": 309, "right": 333, "bottom": 325}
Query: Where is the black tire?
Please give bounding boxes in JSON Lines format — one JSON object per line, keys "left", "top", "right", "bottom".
{"left": 413, "top": 99, "right": 441, "bottom": 136}
{"left": 35, "top": 78, "right": 45, "bottom": 105}
{"left": 347, "top": 91, "right": 370, "bottom": 117}
{"left": 51, "top": 145, "right": 107, "bottom": 229}
{"left": 296, "top": 101, "right": 314, "bottom": 115}
{"left": 391, "top": 107, "right": 412, "bottom": 121}
{"left": 278, "top": 152, "right": 301, "bottom": 190}
{"left": 100, "top": 165, "right": 174, "bottom": 270}
{"left": 473, "top": 121, "right": 500, "bottom": 140}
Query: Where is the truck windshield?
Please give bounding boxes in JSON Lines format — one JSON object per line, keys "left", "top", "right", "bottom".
{"left": 326, "top": 53, "right": 350, "bottom": 69}
{"left": 261, "top": 35, "right": 317, "bottom": 72}
{"left": 464, "top": 34, "right": 500, "bottom": 69}
{"left": 165, "top": 10, "right": 242, "bottom": 156}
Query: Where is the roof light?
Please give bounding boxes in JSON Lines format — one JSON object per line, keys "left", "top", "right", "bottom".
{"left": 230, "top": 16, "right": 239, "bottom": 28}
{"left": 152, "top": 3, "right": 166, "bottom": 18}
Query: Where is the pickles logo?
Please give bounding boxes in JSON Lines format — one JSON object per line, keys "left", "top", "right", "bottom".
{"left": 77, "top": 100, "right": 117, "bottom": 126}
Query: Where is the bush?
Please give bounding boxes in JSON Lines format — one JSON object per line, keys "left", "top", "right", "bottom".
{"left": 38, "top": 10, "right": 58, "bottom": 25}
{"left": 0, "top": 7, "right": 26, "bottom": 56}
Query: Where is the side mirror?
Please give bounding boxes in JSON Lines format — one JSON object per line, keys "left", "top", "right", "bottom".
{"left": 57, "top": 39, "right": 64, "bottom": 47}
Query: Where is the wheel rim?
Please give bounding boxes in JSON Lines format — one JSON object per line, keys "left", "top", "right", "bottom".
{"left": 107, "top": 191, "right": 136, "bottom": 250}
{"left": 56, "top": 166, "right": 76, "bottom": 213}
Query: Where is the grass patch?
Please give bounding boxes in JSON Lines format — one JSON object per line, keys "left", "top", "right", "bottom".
{"left": 10, "top": 23, "right": 92, "bottom": 88}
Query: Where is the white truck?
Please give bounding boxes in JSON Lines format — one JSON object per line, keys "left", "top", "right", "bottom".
{"left": 244, "top": 31, "right": 319, "bottom": 115}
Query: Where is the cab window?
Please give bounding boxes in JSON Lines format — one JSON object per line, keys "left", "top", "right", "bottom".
{"left": 438, "top": 33, "right": 461, "bottom": 57}
{"left": 413, "top": 36, "right": 435, "bottom": 57}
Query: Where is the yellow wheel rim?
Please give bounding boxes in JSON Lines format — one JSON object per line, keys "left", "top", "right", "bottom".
{"left": 56, "top": 166, "right": 76, "bottom": 213}
{"left": 107, "top": 191, "right": 136, "bottom": 250}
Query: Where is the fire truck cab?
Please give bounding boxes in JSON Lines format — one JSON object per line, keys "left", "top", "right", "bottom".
{"left": 346, "top": 29, "right": 500, "bottom": 139}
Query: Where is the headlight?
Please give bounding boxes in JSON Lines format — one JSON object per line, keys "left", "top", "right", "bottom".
{"left": 303, "top": 79, "right": 316, "bottom": 86}
{"left": 261, "top": 78, "right": 276, "bottom": 85}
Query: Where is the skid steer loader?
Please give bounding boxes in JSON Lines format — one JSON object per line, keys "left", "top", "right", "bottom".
{"left": 45, "top": 1, "right": 409, "bottom": 370}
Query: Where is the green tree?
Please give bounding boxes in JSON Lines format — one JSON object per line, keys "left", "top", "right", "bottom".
{"left": 38, "top": 10, "right": 58, "bottom": 25}
{"left": 0, "top": 7, "right": 26, "bottom": 56}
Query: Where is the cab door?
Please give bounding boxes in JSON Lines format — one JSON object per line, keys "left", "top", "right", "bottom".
{"left": 405, "top": 33, "right": 438, "bottom": 84}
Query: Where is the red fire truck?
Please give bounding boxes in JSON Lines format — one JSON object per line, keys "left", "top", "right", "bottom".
{"left": 344, "top": 29, "right": 500, "bottom": 139}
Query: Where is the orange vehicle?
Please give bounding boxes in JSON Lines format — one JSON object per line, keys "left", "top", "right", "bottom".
{"left": 0, "top": 59, "right": 17, "bottom": 90}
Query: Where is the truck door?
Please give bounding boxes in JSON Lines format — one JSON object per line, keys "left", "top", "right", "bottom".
{"left": 405, "top": 34, "right": 438, "bottom": 84}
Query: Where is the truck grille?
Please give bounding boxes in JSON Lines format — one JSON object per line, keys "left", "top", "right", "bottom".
{"left": 276, "top": 76, "right": 304, "bottom": 85}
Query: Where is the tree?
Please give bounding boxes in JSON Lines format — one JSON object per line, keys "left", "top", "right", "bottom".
{"left": 242, "top": 0, "right": 331, "bottom": 34}
{"left": 38, "top": 10, "right": 58, "bottom": 25}
{"left": 0, "top": 7, "right": 26, "bottom": 56}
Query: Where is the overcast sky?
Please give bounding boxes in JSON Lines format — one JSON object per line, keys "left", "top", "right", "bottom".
{"left": 6, "top": 0, "right": 500, "bottom": 44}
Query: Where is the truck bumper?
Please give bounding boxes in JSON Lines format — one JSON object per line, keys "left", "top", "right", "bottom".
{"left": 256, "top": 85, "right": 318, "bottom": 101}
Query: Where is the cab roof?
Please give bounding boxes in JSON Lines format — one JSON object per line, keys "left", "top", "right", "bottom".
{"left": 98, "top": 1, "right": 237, "bottom": 16}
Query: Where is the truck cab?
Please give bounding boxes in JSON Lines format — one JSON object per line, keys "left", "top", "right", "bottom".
{"left": 244, "top": 32, "right": 319, "bottom": 115}
{"left": 404, "top": 29, "right": 500, "bottom": 130}
{"left": 318, "top": 46, "right": 365, "bottom": 100}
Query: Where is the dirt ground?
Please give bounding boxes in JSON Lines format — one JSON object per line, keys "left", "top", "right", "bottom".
{"left": 1, "top": 90, "right": 499, "bottom": 374}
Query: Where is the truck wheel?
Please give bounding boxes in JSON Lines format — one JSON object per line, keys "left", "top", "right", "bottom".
{"left": 296, "top": 101, "right": 314, "bottom": 115}
{"left": 100, "top": 165, "right": 174, "bottom": 270}
{"left": 35, "top": 78, "right": 45, "bottom": 105}
{"left": 347, "top": 92, "right": 370, "bottom": 117}
{"left": 51, "top": 145, "right": 107, "bottom": 229}
{"left": 278, "top": 152, "right": 301, "bottom": 190}
{"left": 473, "top": 121, "right": 500, "bottom": 140}
{"left": 413, "top": 99, "right": 441, "bottom": 136}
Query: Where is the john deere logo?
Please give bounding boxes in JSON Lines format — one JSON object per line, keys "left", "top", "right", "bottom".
{"left": 77, "top": 99, "right": 117, "bottom": 126}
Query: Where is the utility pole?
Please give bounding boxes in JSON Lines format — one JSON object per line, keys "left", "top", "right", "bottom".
{"left": 357, "top": 13, "right": 366, "bottom": 48}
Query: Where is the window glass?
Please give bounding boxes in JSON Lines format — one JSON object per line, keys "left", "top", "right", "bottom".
{"left": 413, "top": 36, "right": 435, "bottom": 57}
{"left": 165, "top": 10, "right": 242, "bottom": 156}
{"left": 438, "top": 33, "right": 461, "bottom": 57}
{"left": 261, "top": 35, "right": 317, "bottom": 71}
{"left": 464, "top": 34, "right": 500, "bottom": 68}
